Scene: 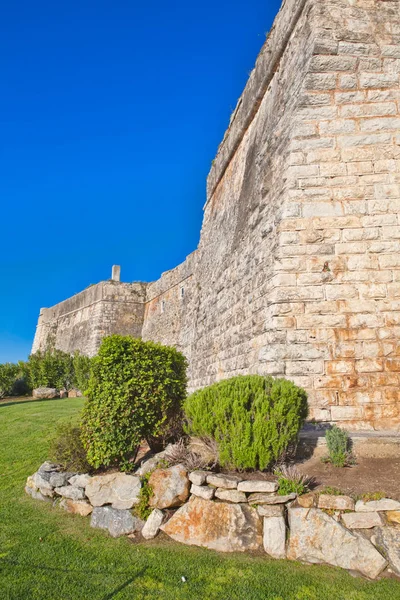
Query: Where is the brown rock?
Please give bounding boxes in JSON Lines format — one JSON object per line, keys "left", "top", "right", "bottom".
{"left": 248, "top": 493, "right": 296, "bottom": 505}
{"left": 149, "top": 464, "right": 190, "bottom": 509}
{"left": 60, "top": 499, "right": 93, "bottom": 516}
{"left": 297, "top": 493, "right": 316, "bottom": 508}
{"left": 215, "top": 489, "right": 247, "bottom": 503}
{"left": 387, "top": 511, "right": 400, "bottom": 526}
{"left": 161, "top": 496, "right": 262, "bottom": 552}
{"left": 257, "top": 505, "right": 284, "bottom": 517}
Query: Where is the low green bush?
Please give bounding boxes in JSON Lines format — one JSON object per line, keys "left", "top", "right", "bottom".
{"left": 184, "top": 375, "right": 308, "bottom": 471}
{"left": 27, "top": 349, "right": 74, "bottom": 390}
{"left": 325, "top": 425, "right": 350, "bottom": 467}
{"left": 275, "top": 464, "right": 312, "bottom": 496}
{"left": 72, "top": 352, "right": 92, "bottom": 393}
{"left": 81, "top": 335, "right": 188, "bottom": 470}
{"left": 50, "top": 422, "right": 91, "bottom": 472}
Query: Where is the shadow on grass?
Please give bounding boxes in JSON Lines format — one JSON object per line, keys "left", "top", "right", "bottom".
{"left": 0, "top": 557, "right": 148, "bottom": 599}
{"left": 0, "top": 397, "right": 73, "bottom": 409}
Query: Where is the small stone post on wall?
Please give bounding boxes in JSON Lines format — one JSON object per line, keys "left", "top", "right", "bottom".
{"left": 111, "top": 265, "right": 121, "bottom": 282}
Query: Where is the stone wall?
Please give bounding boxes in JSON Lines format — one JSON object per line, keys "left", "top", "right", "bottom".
{"left": 26, "top": 459, "right": 400, "bottom": 580}
{"left": 32, "top": 281, "right": 147, "bottom": 357}
{"left": 32, "top": 0, "right": 400, "bottom": 430}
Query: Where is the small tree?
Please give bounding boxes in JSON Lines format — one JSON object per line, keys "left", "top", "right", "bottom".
{"left": 325, "top": 425, "right": 350, "bottom": 467}
{"left": 27, "top": 349, "right": 74, "bottom": 390}
{"left": 81, "top": 335, "right": 188, "bottom": 470}
{"left": 184, "top": 375, "right": 308, "bottom": 471}
{"left": 72, "top": 352, "right": 92, "bottom": 393}
{"left": 0, "top": 363, "right": 19, "bottom": 398}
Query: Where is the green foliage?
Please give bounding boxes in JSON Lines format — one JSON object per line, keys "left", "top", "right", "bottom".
{"left": 184, "top": 375, "right": 308, "bottom": 471}
{"left": 0, "top": 363, "right": 19, "bottom": 398}
{"left": 27, "top": 349, "right": 75, "bottom": 390}
{"left": 325, "top": 425, "right": 350, "bottom": 467}
{"left": 135, "top": 473, "right": 154, "bottom": 520}
{"left": 49, "top": 422, "right": 91, "bottom": 472}
{"left": 320, "top": 486, "right": 344, "bottom": 496}
{"left": 81, "top": 335, "right": 188, "bottom": 470}
{"left": 72, "top": 352, "right": 92, "bottom": 393}
{"left": 275, "top": 465, "right": 312, "bottom": 496}
{"left": 360, "top": 491, "right": 386, "bottom": 502}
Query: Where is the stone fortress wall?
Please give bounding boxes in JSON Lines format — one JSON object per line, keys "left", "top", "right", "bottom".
{"left": 32, "top": 0, "right": 400, "bottom": 431}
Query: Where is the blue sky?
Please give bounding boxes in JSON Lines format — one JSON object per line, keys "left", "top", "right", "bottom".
{"left": 0, "top": 0, "right": 282, "bottom": 363}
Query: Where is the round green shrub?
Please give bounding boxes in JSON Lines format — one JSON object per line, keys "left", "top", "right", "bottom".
{"left": 184, "top": 375, "right": 308, "bottom": 471}
{"left": 81, "top": 335, "right": 188, "bottom": 470}
{"left": 50, "top": 422, "right": 91, "bottom": 473}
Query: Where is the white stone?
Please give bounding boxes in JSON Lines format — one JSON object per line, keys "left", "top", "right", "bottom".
{"left": 85, "top": 473, "right": 141, "bottom": 509}
{"left": 142, "top": 509, "right": 164, "bottom": 540}
{"left": 341, "top": 512, "right": 383, "bottom": 529}
{"left": 318, "top": 495, "right": 355, "bottom": 511}
{"left": 68, "top": 474, "right": 92, "bottom": 489}
{"left": 237, "top": 481, "right": 278, "bottom": 493}
{"left": 257, "top": 505, "right": 284, "bottom": 518}
{"left": 207, "top": 474, "right": 241, "bottom": 489}
{"left": 190, "top": 484, "right": 215, "bottom": 500}
{"left": 54, "top": 485, "right": 85, "bottom": 501}
{"left": 263, "top": 516, "right": 286, "bottom": 559}
{"left": 189, "top": 471, "right": 209, "bottom": 486}
{"left": 215, "top": 489, "right": 247, "bottom": 503}
{"left": 355, "top": 499, "right": 400, "bottom": 512}
{"left": 248, "top": 493, "right": 296, "bottom": 505}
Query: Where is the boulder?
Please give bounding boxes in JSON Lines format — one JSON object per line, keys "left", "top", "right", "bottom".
{"left": 374, "top": 526, "right": 400, "bottom": 576}
{"left": 38, "top": 461, "right": 60, "bottom": 474}
{"left": 54, "top": 485, "right": 85, "bottom": 500}
{"left": 318, "top": 494, "right": 354, "bottom": 511}
{"left": 189, "top": 471, "right": 209, "bottom": 486}
{"left": 206, "top": 474, "right": 241, "bottom": 489}
{"left": 287, "top": 507, "right": 387, "bottom": 579}
{"left": 149, "top": 465, "right": 190, "bottom": 509}
{"left": 85, "top": 473, "right": 141, "bottom": 509}
{"left": 25, "top": 485, "right": 51, "bottom": 502}
{"left": 356, "top": 499, "right": 400, "bottom": 512}
{"left": 257, "top": 505, "right": 284, "bottom": 518}
{"left": 263, "top": 516, "right": 286, "bottom": 559}
{"left": 68, "top": 389, "right": 83, "bottom": 398}
{"left": 387, "top": 511, "right": 400, "bottom": 526}
{"left": 237, "top": 480, "right": 278, "bottom": 493}
{"left": 49, "top": 472, "right": 71, "bottom": 488}
{"left": 161, "top": 496, "right": 262, "bottom": 552}
{"left": 142, "top": 509, "right": 164, "bottom": 540}
{"left": 32, "top": 387, "right": 58, "bottom": 399}
{"left": 136, "top": 446, "right": 174, "bottom": 477}
{"left": 215, "top": 489, "right": 247, "bottom": 503}
{"left": 60, "top": 499, "right": 93, "bottom": 516}
{"left": 91, "top": 506, "right": 144, "bottom": 538}
{"left": 190, "top": 484, "right": 215, "bottom": 501}
{"left": 31, "top": 472, "right": 53, "bottom": 496}
{"left": 59, "top": 390, "right": 68, "bottom": 399}
{"left": 248, "top": 493, "right": 296, "bottom": 505}
{"left": 341, "top": 512, "right": 383, "bottom": 530}
{"left": 68, "top": 474, "right": 92, "bottom": 489}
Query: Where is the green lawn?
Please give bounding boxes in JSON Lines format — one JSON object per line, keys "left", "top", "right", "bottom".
{"left": 1, "top": 398, "right": 400, "bottom": 600}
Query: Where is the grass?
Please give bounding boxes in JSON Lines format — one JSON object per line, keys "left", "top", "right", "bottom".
{"left": 1, "top": 399, "right": 400, "bottom": 600}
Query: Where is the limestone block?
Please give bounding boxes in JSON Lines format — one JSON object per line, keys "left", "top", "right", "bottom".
{"left": 257, "top": 505, "right": 284, "bottom": 518}
{"left": 341, "top": 512, "right": 383, "bottom": 529}
{"left": 215, "top": 489, "right": 247, "bottom": 503}
{"left": 161, "top": 496, "right": 262, "bottom": 552}
{"left": 85, "top": 473, "right": 141, "bottom": 509}
{"left": 355, "top": 499, "right": 400, "bottom": 512}
{"left": 374, "top": 527, "right": 400, "bottom": 576}
{"left": 190, "top": 484, "right": 215, "bottom": 501}
{"left": 59, "top": 499, "right": 93, "bottom": 517}
{"left": 189, "top": 471, "right": 208, "bottom": 486}
{"left": 149, "top": 465, "right": 190, "bottom": 509}
{"left": 237, "top": 481, "right": 278, "bottom": 493}
{"left": 68, "top": 474, "right": 92, "bottom": 489}
{"left": 206, "top": 474, "right": 241, "bottom": 489}
{"left": 91, "top": 507, "right": 143, "bottom": 538}
{"left": 248, "top": 493, "right": 296, "bottom": 505}
{"left": 32, "top": 387, "right": 58, "bottom": 399}
{"left": 54, "top": 486, "right": 85, "bottom": 501}
{"left": 287, "top": 508, "right": 387, "bottom": 579}
{"left": 263, "top": 516, "right": 286, "bottom": 559}
{"left": 142, "top": 509, "right": 164, "bottom": 540}
{"left": 318, "top": 495, "right": 355, "bottom": 511}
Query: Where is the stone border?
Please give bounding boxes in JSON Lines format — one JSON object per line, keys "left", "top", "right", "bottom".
{"left": 26, "top": 461, "right": 400, "bottom": 580}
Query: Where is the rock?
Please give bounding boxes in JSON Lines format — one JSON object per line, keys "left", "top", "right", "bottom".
{"left": 32, "top": 387, "right": 58, "bottom": 399}
{"left": 386, "top": 511, "right": 400, "bottom": 526}
{"left": 237, "top": 480, "right": 278, "bottom": 493}
{"left": 189, "top": 471, "right": 208, "bottom": 486}
{"left": 215, "top": 489, "right": 247, "bottom": 503}
{"left": 161, "top": 496, "right": 262, "bottom": 552}
{"left": 68, "top": 389, "right": 83, "bottom": 398}
{"left": 149, "top": 464, "right": 190, "bottom": 509}
{"left": 49, "top": 472, "right": 71, "bottom": 488}
{"left": 297, "top": 493, "right": 316, "bottom": 508}
{"left": 263, "top": 516, "right": 286, "bottom": 559}
{"left": 54, "top": 485, "right": 85, "bottom": 500}
{"left": 287, "top": 507, "right": 387, "bottom": 579}
{"left": 25, "top": 485, "right": 51, "bottom": 502}
{"left": 59, "top": 389, "right": 68, "bottom": 399}
{"left": 248, "top": 493, "right": 296, "bottom": 505}
{"left": 142, "top": 509, "right": 164, "bottom": 540}
{"left": 85, "top": 473, "right": 141, "bottom": 509}
{"left": 318, "top": 494, "right": 355, "bottom": 511}
{"left": 206, "top": 474, "right": 241, "bottom": 489}
{"left": 356, "top": 499, "right": 400, "bottom": 512}
{"left": 257, "top": 505, "right": 284, "bottom": 518}
{"left": 68, "top": 474, "right": 92, "bottom": 489}
{"left": 136, "top": 446, "right": 174, "bottom": 477}
{"left": 38, "top": 461, "right": 60, "bottom": 474}
{"left": 341, "top": 512, "right": 383, "bottom": 529}
{"left": 31, "top": 472, "right": 53, "bottom": 494}
{"left": 375, "top": 527, "right": 400, "bottom": 575}
{"left": 190, "top": 484, "right": 215, "bottom": 500}
{"left": 91, "top": 506, "right": 144, "bottom": 538}
{"left": 60, "top": 499, "right": 93, "bottom": 516}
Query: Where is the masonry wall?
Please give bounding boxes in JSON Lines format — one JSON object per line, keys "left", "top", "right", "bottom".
{"left": 32, "top": 0, "right": 400, "bottom": 431}
{"left": 32, "top": 281, "right": 147, "bottom": 357}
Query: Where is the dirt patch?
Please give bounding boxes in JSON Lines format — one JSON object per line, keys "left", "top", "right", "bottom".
{"left": 297, "top": 455, "right": 400, "bottom": 501}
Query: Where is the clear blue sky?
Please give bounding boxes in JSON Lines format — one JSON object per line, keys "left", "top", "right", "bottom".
{"left": 0, "top": 0, "right": 282, "bottom": 363}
